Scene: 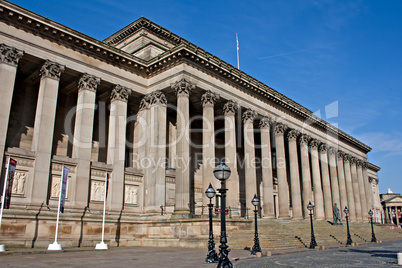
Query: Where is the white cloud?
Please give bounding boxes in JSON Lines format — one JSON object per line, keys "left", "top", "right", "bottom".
{"left": 357, "top": 132, "right": 402, "bottom": 156}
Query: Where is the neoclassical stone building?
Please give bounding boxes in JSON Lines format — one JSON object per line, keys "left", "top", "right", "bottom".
{"left": 0, "top": 1, "right": 382, "bottom": 246}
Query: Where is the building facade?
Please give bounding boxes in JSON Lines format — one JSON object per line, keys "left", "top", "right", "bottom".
{"left": 381, "top": 189, "right": 402, "bottom": 226}
{"left": 0, "top": 1, "right": 382, "bottom": 246}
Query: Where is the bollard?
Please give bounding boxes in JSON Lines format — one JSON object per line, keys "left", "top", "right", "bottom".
{"left": 398, "top": 252, "right": 402, "bottom": 265}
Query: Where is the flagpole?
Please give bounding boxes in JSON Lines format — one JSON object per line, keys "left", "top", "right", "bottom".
{"left": 0, "top": 158, "right": 10, "bottom": 252}
{"left": 96, "top": 172, "right": 108, "bottom": 250}
{"left": 236, "top": 33, "right": 240, "bottom": 69}
{"left": 48, "top": 166, "right": 64, "bottom": 251}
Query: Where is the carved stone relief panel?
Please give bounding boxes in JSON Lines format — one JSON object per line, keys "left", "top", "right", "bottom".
{"left": 50, "top": 175, "right": 70, "bottom": 198}
{"left": 124, "top": 185, "right": 138, "bottom": 205}
{"left": 90, "top": 180, "right": 106, "bottom": 202}
{"left": 11, "top": 171, "right": 27, "bottom": 195}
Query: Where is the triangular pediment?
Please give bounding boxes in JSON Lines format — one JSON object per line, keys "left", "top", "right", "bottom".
{"left": 383, "top": 195, "right": 402, "bottom": 205}
{"left": 103, "top": 17, "right": 181, "bottom": 61}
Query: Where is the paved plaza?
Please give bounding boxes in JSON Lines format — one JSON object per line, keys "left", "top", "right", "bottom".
{"left": 0, "top": 240, "right": 401, "bottom": 267}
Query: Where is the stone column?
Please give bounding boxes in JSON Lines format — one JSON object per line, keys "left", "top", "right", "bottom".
{"left": 274, "top": 123, "right": 290, "bottom": 218}
{"left": 31, "top": 60, "right": 65, "bottom": 205}
{"left": 259, "top": 117, "right": 274, "bottom": 218}
{"left": 350, "top": 157, "right": 362, "bottom": 221}
{"left": 328, "top": 147, "right": 341, "bottom": 213}
{"left": 336, "top": 151, "right": 348, "bottom": 219}
{"left": 172, "top": 78, "right": 194, "bottom": 213}
{"left": 243, "top": 109, "right": 258, "bottom": 212}
{"left": 0, "top": 44, "right": 23, "bottom": 172}
{"left": 356, "top": 160, "right": 368, "bottom": 222}
{"left": 287, "top": 129, "right": 302, "bottom": 219}
{"left": 201, "top": 91, "right": 218, "bottom": 206}
{"left": 310, "top": 139, "right": 324, "bottom": 220}
{"left": 133, "top": 96, "right": 150, "bottom": 169}
{"left": 223, "top": 101, "right": 240, "bottom": 212}
{"left": 319, "top": 144, "right": 333, "bottom": 220}
{"left": 72, "top": 73, "right": 100, "bottom": 208}
{"left": 107, "top": 85, "right": 131, "bottom": 211}
{"left": 146, "top": 90, "right": 167, "bottom": 213}
{"left": 362, "top": 162, "right": 374, "bottom": 210}
{"left": 299, "top": 134, "right": 312, "bottom": 218}
{"left": 343, "top": 155, "right": 356, "bottom": 221}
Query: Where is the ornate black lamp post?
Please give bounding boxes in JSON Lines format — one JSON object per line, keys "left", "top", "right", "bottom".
{"left": 214, "top": 159, "right": 233, "bottom": 268}
{"left": 344, "top": 206, "right": 353, "bottom": 245}
{"left": 307, "top": 202, "right": 318, "bottom": 249}
{"left": 251, "top": 194, "right": 262, "bottom": 255}
{"left": 369, "top": 209, "right": 377, "bottom": 243}
{"left": 205, "top": 183, "right": 218, "bottom": 263}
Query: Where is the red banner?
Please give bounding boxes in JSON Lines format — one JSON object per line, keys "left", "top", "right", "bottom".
{"left": 4, "top": 159, "right": 17, "bottom": 209}
{"left": 214, "top": 208, "right": 229, "bottom": 215}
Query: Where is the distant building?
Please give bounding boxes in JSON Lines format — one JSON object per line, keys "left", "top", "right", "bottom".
{"left": 0, "top": 1, "right": 383, "bottom": 246}
{"left": 380, "top": 189, "right": 402, "bottom": 226}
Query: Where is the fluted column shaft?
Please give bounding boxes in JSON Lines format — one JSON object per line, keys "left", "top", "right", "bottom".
{"left": 72, "top": 74, "right": 100, "bottom": 208}
{"left": 172, "top": 78, "right": 194, "bottom": 213}
{"left": 363, "top": 163, "right": 374, "bottom": 210}
{"left": 202, "top": 91, "right": 218, "bottom": 206}
{"left": 260, "top": 117, "right": 274, "bottom": 218}
{"left": 350, "top": 158, "right": 362, "bottom": 221}
{"left": 0, "top": 44, "right": 23, "bottom": 173}
{"left": 310, "top": 139, "right": 324, "bottom": 220}
{"left": 107, "top": 85, "right": 131, "bottom": 211}
{"left": 31, "top": 60, "right": 65, "bottom": 205}
{"left": 146, "top": 91, "right": 167, "bottom": 212}
{"left": 223, "top": 101, "right": 239, "bottom": 211}
{"left": 133, "top": 97, "right": 149, "bottom": 169}
{"left": 243, "top": 109, "right": 258, "bottom": 211}
{"left": 356, "top": 161, "right": 368, "bottom": 222}
{"left": 299, "top": 134, "right": 312, "bottom": 218}
{"left": 319, "top": 144, "right": 333, "bottom": 220}
{"left": 344, "top": 156, "right": 356, "bottom": 221}
{"left": 336, "top": 152, "right": 348, "bottom": 219}
{"left": 275, "top": 123, "right": 290, "bottom": 218}
{"left": 328, "top": 148, "right": 340, "bottom": 209}
{"left": 287, "top": 130, "right": 302, "bottom": 219}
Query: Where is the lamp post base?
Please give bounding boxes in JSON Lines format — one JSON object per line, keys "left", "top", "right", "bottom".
{"left": 47, "top": 242, "right": 62, "bottom": 251}
{"left": 95, "top": 241, "right": 108, "bottom": 250}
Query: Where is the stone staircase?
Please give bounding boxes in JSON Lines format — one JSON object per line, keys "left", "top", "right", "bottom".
{"left": 227, "top": 218, "right": 402, "bottom": 251}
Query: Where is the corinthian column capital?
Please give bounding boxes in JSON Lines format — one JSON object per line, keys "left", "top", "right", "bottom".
{"left": 149, "top": 90, "right": 167, "bottom": 106}
{"left": 319, "top": 143, "right": 328, "bottom": 153}
{"left": 171, "top": 78, "right": 195, "bottom": 97}
{"left": 0, "top": 44, "right": 24, "bottom": 66}
{"left": 299, "top": 134, "right": 311, "bottom": 145}
{"left": 223, "top": 100, "right": 239, "bottom": 115}
{"left": 242, "top": 109, "right": 257, "bottom": 123}
{"left": 78, "top": 73, "right": 101, "bottom": 92}
{"left": 259, "top": 116, "right": 271, "bottom": 129}
{"left": 40, "top": 60, "right": 65, "bottom": 80}
{"left": 328, "top": 147, "right": 338, "bottom": 156}
{"left": 337, "top": 150, "right": 345, "bottom": 159}
{"left": 111, "top": 85, "right": 132, "bottom": 102}
{"left": 274, "top": 123, "right": 287, "bottom": 135}
{"left": 201, "top": 90, "right": 219, "bottom": 107}
{"left": 287, "top": 129, "right": 300, "bottom": 141}
{"left": 309, "top": 139, "right": 320, "bottom": 149}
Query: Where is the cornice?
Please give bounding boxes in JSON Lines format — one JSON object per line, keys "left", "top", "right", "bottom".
{"left": 0, "top": 0, "right": 372, "bottom": 153}
{"left": 367, "top": 162, "right": 381, "bottom": 172}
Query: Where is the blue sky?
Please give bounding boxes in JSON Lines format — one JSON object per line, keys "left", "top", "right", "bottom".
{"left": 10, "top": 0, "right": 402, "bottom": 194}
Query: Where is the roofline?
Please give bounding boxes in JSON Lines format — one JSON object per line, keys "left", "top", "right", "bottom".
{"left": 367, "top": 162, "right": 381, "bottom": 172}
